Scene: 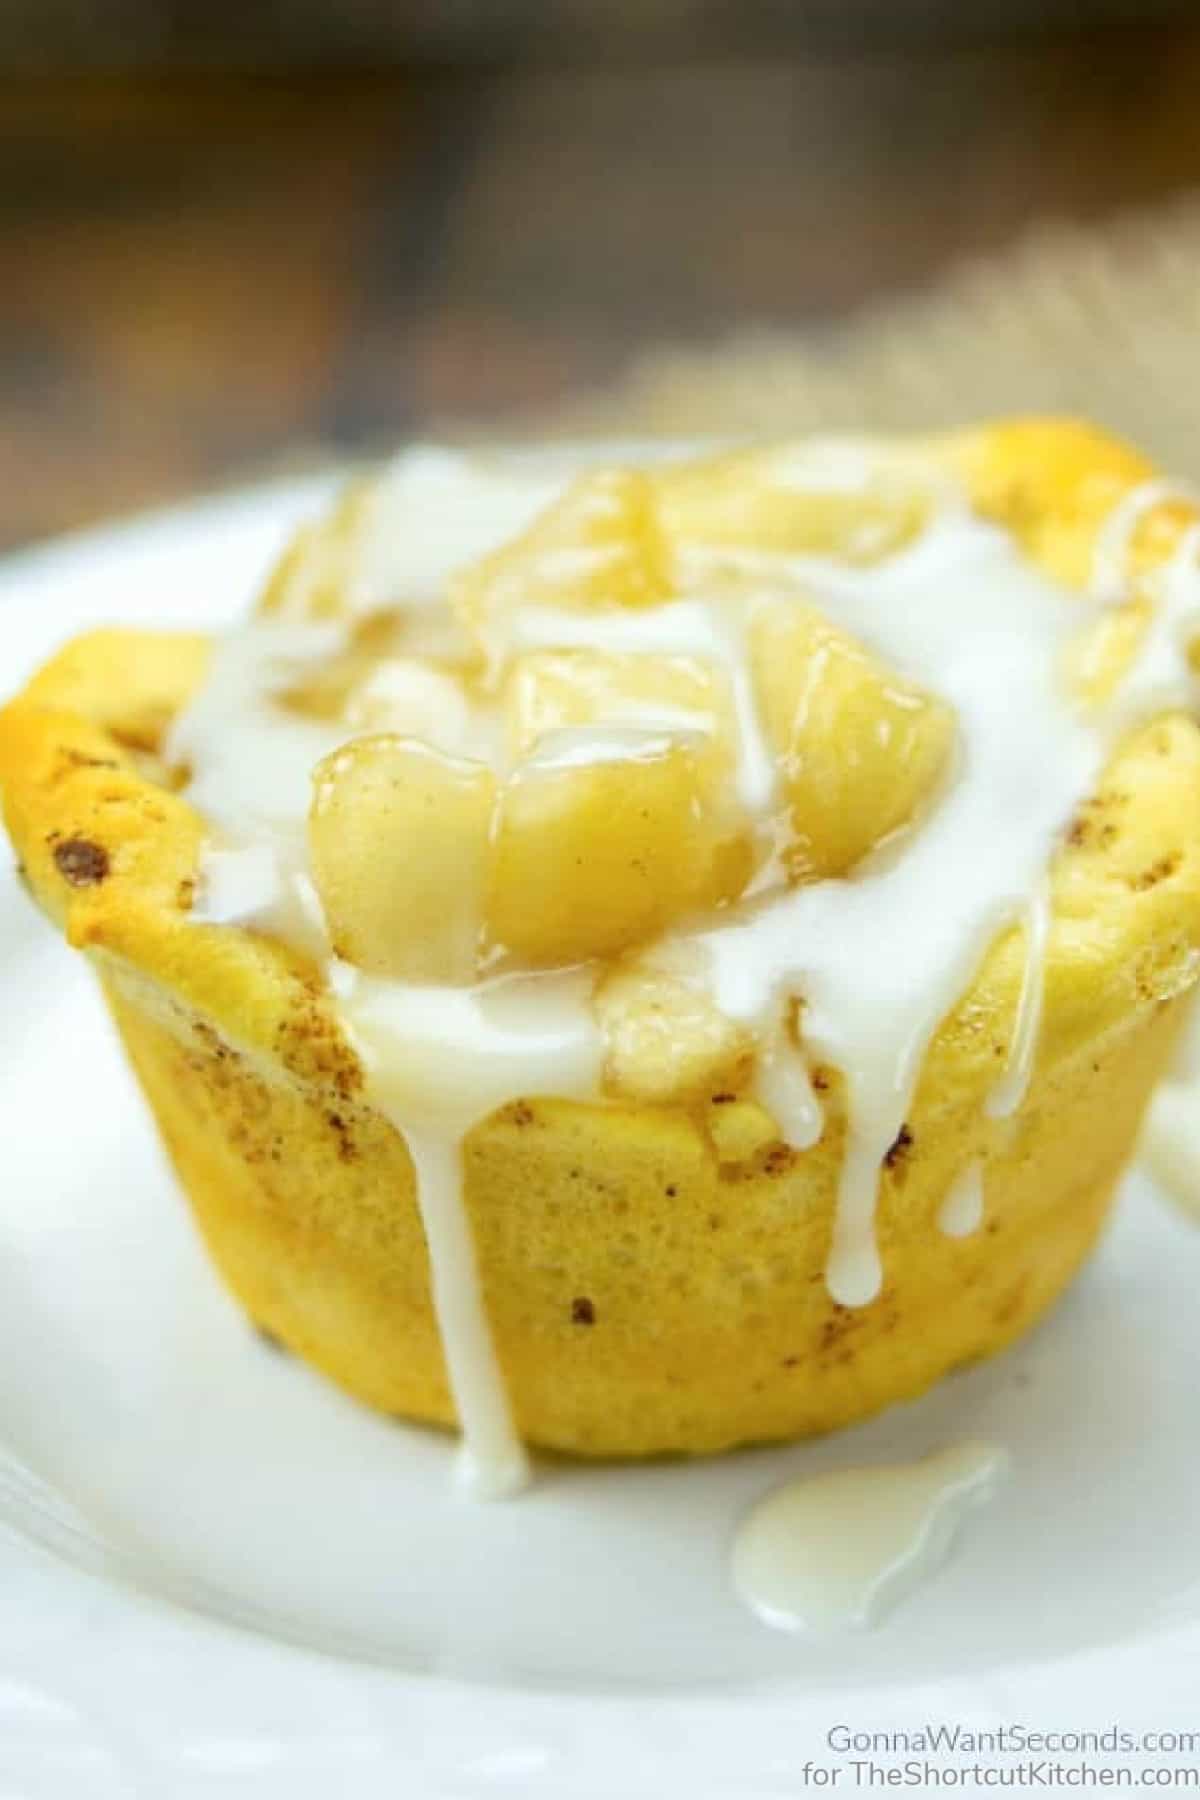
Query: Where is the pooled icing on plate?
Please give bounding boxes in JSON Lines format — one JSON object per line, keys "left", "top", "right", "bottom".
{"left": 170, "top": 441, "right": 1200, "bottom": 1510}
{"left": 731, "top": 1442, "right": 1009, "bottom": 1633}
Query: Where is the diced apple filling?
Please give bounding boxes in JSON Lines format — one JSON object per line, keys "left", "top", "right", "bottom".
{"left": 654, "top": 448, "right": 931, "bottom": 568}
{"left": 258, "top": 480, "right": 377, "bottom": 621}
{"left": 452, "top": 469, "right": 673, "bottom": 670}
{"left": 751, "top": 600, "right": 956, "bottom": 880}
{"left": 503, "top": 646, "right": 737, "bottom": 813}
{"left": 310, "top": 735, "right": 494, "bottom": 982}
{"left": 594, "top": 956, "right": 754, "bottom": 1104}
{"left": 295, "top": 448, "right": 966, "bottom": 981}
{"left": 487, "top": 730, "right": 751, "bottom": 967}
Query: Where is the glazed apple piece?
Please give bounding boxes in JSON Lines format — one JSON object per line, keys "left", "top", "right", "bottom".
{"left": 751, "top": 600, "right": 956, "bottom": 880}
{"left": 453, "top": 469, "right": 673, "bottom": 669}
{"left": 488, "top": 729, "right": 752, "bottom": 966}
{"left": 503, "top": 647, "right": 737, "bottom": 810}
{"left": 310, "top": 734, "right": 494, "bottom": 981}
{"left": 594, "top": 954, "right": 754, "bottom": 1105}
{"left": 258, "top": 479, "right": 377, "bottom": 621}
{"left": 654, "top": 445, "right": 931, "bottom": 567}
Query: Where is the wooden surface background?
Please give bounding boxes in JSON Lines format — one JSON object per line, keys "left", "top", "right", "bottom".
{"left": 4, "top": 25, "right": 1200, "bottom": 548}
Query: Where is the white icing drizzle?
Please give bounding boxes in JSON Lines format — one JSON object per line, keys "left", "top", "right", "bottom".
{"left": 508, "top": 598, "right": 777, "bottom": 812}
{"left": 520, "top": 723, "right": 702, "bottom": 772}
{"left": 691, "top": 514, "right": 1103, "bottom": 1307}
{"left": 985, "top": 884, "right": 1050, "bottom": 1121}
{"left": 192, "top": 844, "right": 331, "bottom": 963}
{"left": 1141, "top": 1077, "right": 1200, "bottom": 1226}
{"left": 732, "top": 1442, "right": 1008, "bottom": 1633}
{"left": 337, "top": 968, "right": 603, "bottom": 1497}
{"left": 1110, "top": 518, "right": 1200, "bottom": 732}
{"left": 343, "top": 447, "right": 573, "bottom": 613}
{"left": 938, "top": 1162, "right": 985, "bottom": 1239}
{"left": 1090, "top": 478, "right": 1194, "bottom": 604}
{"left": 166, "top": 622, "right": 347, "bottom": 849}
{"left": 756, "top": 1009, "right": 824, "bottom": 1151}
{"left": 168, "top": 445, "right": 1200, "bottom": 1498}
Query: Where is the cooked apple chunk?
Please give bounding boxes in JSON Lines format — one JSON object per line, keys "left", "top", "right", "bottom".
{"left": 453, "top": 469, "right": 673, "bottom": 668}
{"left": 595, "top": 956, "right": 754, "bottom": 1105}
{"left": 259, "top": 479, "right": 376, "bottom": 621}
{"left": 503, "top": 648, "right": 737, "bottom": 810}
{"left": 309, "top": 734, "right": 494, "bottom": 982}
{"left": 488, "top": 729, "right": 751, "bottom": 965}
{"left": 654, "top": 447, "right": 930, "bottom": 567}
{"left": 751, "top": 601, "right": 956, "bottom": 879}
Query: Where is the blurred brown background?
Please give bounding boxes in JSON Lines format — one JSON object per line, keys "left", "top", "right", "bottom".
{"left": 4, "top": 2, "right": 1200, "bottom": 548}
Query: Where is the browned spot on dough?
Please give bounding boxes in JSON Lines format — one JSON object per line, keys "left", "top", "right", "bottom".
{"left": 509, "top": 1100, "right": 535, "bottom": 1127}
{"left": 64, "top": 749, "right": 119, "bottom": 771}
{"left": 327, "top": 1110, "right": 358, "bottom": 1163}
{"left": 570, "top": 1296, "right": 596, "bottom": 1325}
{"left": 883, "top": 1123, "right": 913, "bottom": 1170}
{"left": 993, "top": 1276, "right": 1029, "bottom": 1329}
{"left": 1129, "top": 852, "right": 1181, "bottom": 891}
{"left": 53, "top": 837, "right": 109, "bottom": 886}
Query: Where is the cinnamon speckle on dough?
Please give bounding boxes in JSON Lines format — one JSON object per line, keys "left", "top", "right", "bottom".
{"left": 883, "top": 1123, "right": 914, "bottom": 1170}
{"left": 1129, "top": 853, "right": 1181, "bottom": 891}
{"left": 53, "top": 837, "right": 109, "bottom": 886}
{"left": 327, "top": 1110, "right": 358, "bottom": 1162}
{"left": 63, "top": 749, "right": 118, "bottom": 771}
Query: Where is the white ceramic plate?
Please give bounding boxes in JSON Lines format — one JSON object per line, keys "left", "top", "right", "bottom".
{"left": 2, "top": 482, "right": 1200, "bottom": 1797}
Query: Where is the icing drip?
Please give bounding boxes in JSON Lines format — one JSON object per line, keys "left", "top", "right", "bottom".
{"left": 166, "top": 622, "right": 346, "bottom": 849}
{"left": 337, "top": 969, "right": 604, "bottom": 1496}
{"left": 986, "top": 885, "right": 1050, "bottom": 1121}
{"left": 732, "top": 1442, "right": 1008, "bottom": 1633}
{"left": 693, "top": 515, "right": 1102, "bottom": 1307}
{"left": 397, "top": 1132, "right": 528, "bottom": 1499}
{"left": 508, "top": 598, "right": 777, "bottom": 812}
{"left": 756, "top": 1011, "right": 824, "bottom": 1151}
{"left": 938, "top": 1162, "right": 985, "bottom": 1239}
{"left": 1141, "top": 1076, "right": 1200, "bottom": 1226}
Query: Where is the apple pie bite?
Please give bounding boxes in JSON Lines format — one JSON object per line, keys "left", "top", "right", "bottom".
{"left": 4, "top": 421, "right": 1200, "bottom": 1477}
